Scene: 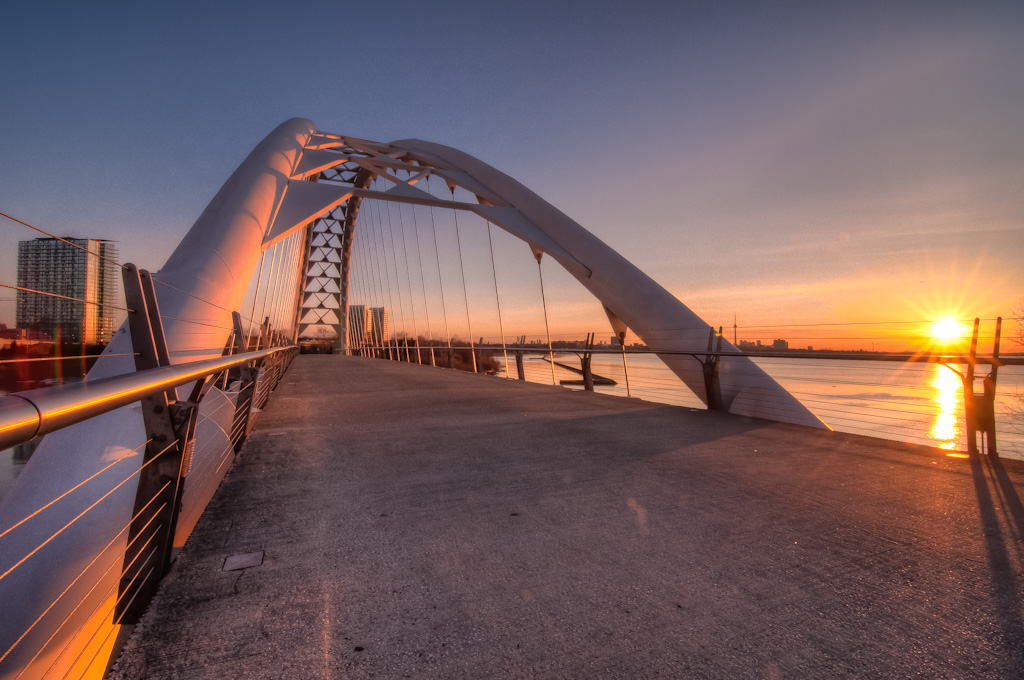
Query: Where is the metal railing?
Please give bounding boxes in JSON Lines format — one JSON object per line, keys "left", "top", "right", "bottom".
{"left": 0, "top": 347, "right": 296, "bottom": 451}
{"left": 0, "top": 239, "right": 301, "bottom": 680}
{"left": 0, "top": 344, "right": 297, "bottom": 679}
{"left": 349, "top": 320, "right": 1021, "bottom": 458}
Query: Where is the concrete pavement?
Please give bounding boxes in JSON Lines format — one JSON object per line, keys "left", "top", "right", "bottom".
{"left": 111, "top": 355, "right": 1024, "bottom": 679}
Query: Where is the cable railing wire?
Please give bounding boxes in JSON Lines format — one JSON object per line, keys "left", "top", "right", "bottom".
{"left": 0, "top": 210, "right": 127, "bottom": 271}
{"left": 0, "top": 353, "right": 139, "bottom": 366}
{"left": 0, "top": 493, "right": 167, "bottom": 667}
{"left": 0, "top": 439, "right": 152, "bottom": 542}
{"left": 0, "top": 439, "right": 177, "bottom": 583}
{"left": 0, "top": 283, "right": 133, "bottom": 314}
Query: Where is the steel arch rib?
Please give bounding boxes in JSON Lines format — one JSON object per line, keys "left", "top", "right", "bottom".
{"left": 367, "top": 137, "right": 828, "bottom": 429}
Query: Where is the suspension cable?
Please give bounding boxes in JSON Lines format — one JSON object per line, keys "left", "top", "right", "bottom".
{"left": 350, "top": 221, "right": 366, "bottom": 354}
{"left": 364, "top": 194, "right": 388, "bottom": 359}
{"left": 357, "top": 227, "right": 374, "bottom": 356}
{"left": 535, "top": 254, "right": 556, "bottom": 385}
{"left": 426, "top": 176, "right": 453, "bottom": 365}
{"left": 245, "top": 250, "right": 267, "bottom": 348}
{"left": 386, "top": 202, "right": 413, "bottom": 363}
{"left": 381, "top": 187, "right": 407, "bottom": 361}
{"left": 485, "top": 220, "right": 510, "bottom": 378}
{"left": 266, "top": 236, "right": 283, "bottom": 340}
{"left": 383, "top": 200, "right": 409, "bottom": 361}
{"left": 153, "top": 279, "right": 254, "bottom": 324}
{"left": 449, "top": 187, "right": 477, "bottom": 373}
{"left": 396, "top": 200, "right": 421, "bottom": 363}
{"left": 409, "top": 197, "right": 436, "bottom": 366}
{"left": 370, "top": 188, "right": 399, "bottom": 360}
{"left": 269, "top": 231, "right": 292, "bottom": 339}
{"left": 258, "top": 241, "right": 280, "bottom": 341}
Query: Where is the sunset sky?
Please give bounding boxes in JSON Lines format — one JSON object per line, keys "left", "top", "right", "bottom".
{"left": 1, "top": 1, "right": 1021, "bottom": 351}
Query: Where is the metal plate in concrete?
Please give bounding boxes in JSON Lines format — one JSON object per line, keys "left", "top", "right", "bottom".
{"left": 222, "top": 551, "right": 264, "bottom": 571}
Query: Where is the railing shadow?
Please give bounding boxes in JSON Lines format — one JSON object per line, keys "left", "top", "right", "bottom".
{"left": 969, "top": 452, "right": 1024, "bottom": 668}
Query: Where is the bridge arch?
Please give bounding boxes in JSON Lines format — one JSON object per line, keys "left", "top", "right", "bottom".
{"left": 269, "top": 119, "right": 825, "bottom": 429}
{"left": 0, "top": 118, "right": 825, "bottom": 680}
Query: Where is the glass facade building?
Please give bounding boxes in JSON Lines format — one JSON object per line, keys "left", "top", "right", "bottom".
{"left": 16, "top": 238, "right": 119, "bottom": 343}
{"left": 347, "top": 305, "right": 388, "bottom": 348}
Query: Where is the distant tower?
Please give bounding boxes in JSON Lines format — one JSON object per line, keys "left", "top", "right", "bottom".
{"left": 370, "top": 307, "right": 389, "bottom": 344}
{"left": 733, "top": 313, "right": 737, "bottom": 346}
{"left": 16, "top": 237, "right": 118, "bottom": 343}
{"left": 347, "top": 304, "right": 372, "bottom": 349}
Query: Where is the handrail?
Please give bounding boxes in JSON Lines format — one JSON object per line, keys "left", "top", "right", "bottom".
{"left": 0, "top": 346, "right": 298, "bottom": 450}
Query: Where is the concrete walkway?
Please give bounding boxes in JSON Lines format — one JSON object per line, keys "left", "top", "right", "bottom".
{"left": 112, "top": 355, "right": 1024, "bottom": 679}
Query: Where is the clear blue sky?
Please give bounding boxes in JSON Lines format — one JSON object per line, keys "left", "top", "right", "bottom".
{"left": 2, "top": 0, "right": 1022, "bottom": 344}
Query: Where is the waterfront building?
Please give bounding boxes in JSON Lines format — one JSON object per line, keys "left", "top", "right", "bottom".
{"left": 347, "top": 305, "right": 388, "bottom": 347}
{"left": 369, "top": 307, "right": 388, "bottom": 345}
{"left": 16, "top": 238, "right": 119, "bottom": 343}
{"left": 348, "top": 304, "right": 372, "bottom": 348}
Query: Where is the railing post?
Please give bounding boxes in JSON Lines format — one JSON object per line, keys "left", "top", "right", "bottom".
{"left": 230, "top": 311, "right": 260, "bottom": 453}
{"left": 515, "top": 351, "right": 525, "bottom": 381}
{"left": 116, "top": 265, "right": 197, "bottom": 624}
{"left": 700, "top": 326, "right": 724, "bottom": 411}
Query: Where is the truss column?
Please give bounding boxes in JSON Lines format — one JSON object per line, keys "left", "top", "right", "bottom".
{"left": 338, "top": 175, "right": 368, "bottom": 353}
{"left": 337, "top": 225, "right": 352, "bottom": 354}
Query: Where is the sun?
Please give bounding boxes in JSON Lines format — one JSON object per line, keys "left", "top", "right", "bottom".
{"left": 931, "top": 317, "right": 963, "bottom": 342}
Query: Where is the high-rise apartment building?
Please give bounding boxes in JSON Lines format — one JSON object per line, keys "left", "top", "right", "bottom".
{"left": 346, "top": 305, "right": 389, "bottom": 348}
{"left": 348, "top": 305, "right": 372, "bottom": 348}
{"left": 369, "top": 307, "right": 388, "bottom": 346}
{"left": 16, "top": 238, "right": 119, "bottom": 343}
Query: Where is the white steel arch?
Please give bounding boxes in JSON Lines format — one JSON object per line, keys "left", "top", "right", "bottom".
{"left": 276, "top": 122, "right": 827, "bottom": 429}
{"left": 0, "top": 117, "right": 827, "bottom": 680}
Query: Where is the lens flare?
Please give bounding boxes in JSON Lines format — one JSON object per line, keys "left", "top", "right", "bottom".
{"left": 931, "top": 318, "right": 963, "bottom": 342}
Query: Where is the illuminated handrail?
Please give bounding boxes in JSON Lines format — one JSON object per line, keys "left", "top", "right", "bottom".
{"left": 0, "top": 346, "right": 298, "bottom": 450}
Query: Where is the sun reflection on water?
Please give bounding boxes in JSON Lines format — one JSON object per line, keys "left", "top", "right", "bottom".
{"left": 929, "top": 365, "right": 962, "bottom": 450}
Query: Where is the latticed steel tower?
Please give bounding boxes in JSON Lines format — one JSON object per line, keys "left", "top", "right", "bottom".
{"left": 297, "top": 205, "right": 346, "bottom": 340}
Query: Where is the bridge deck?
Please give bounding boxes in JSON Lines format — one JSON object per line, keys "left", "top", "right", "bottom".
{"left": 112, "top": 355, "right": 1024, "bottom": 679}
